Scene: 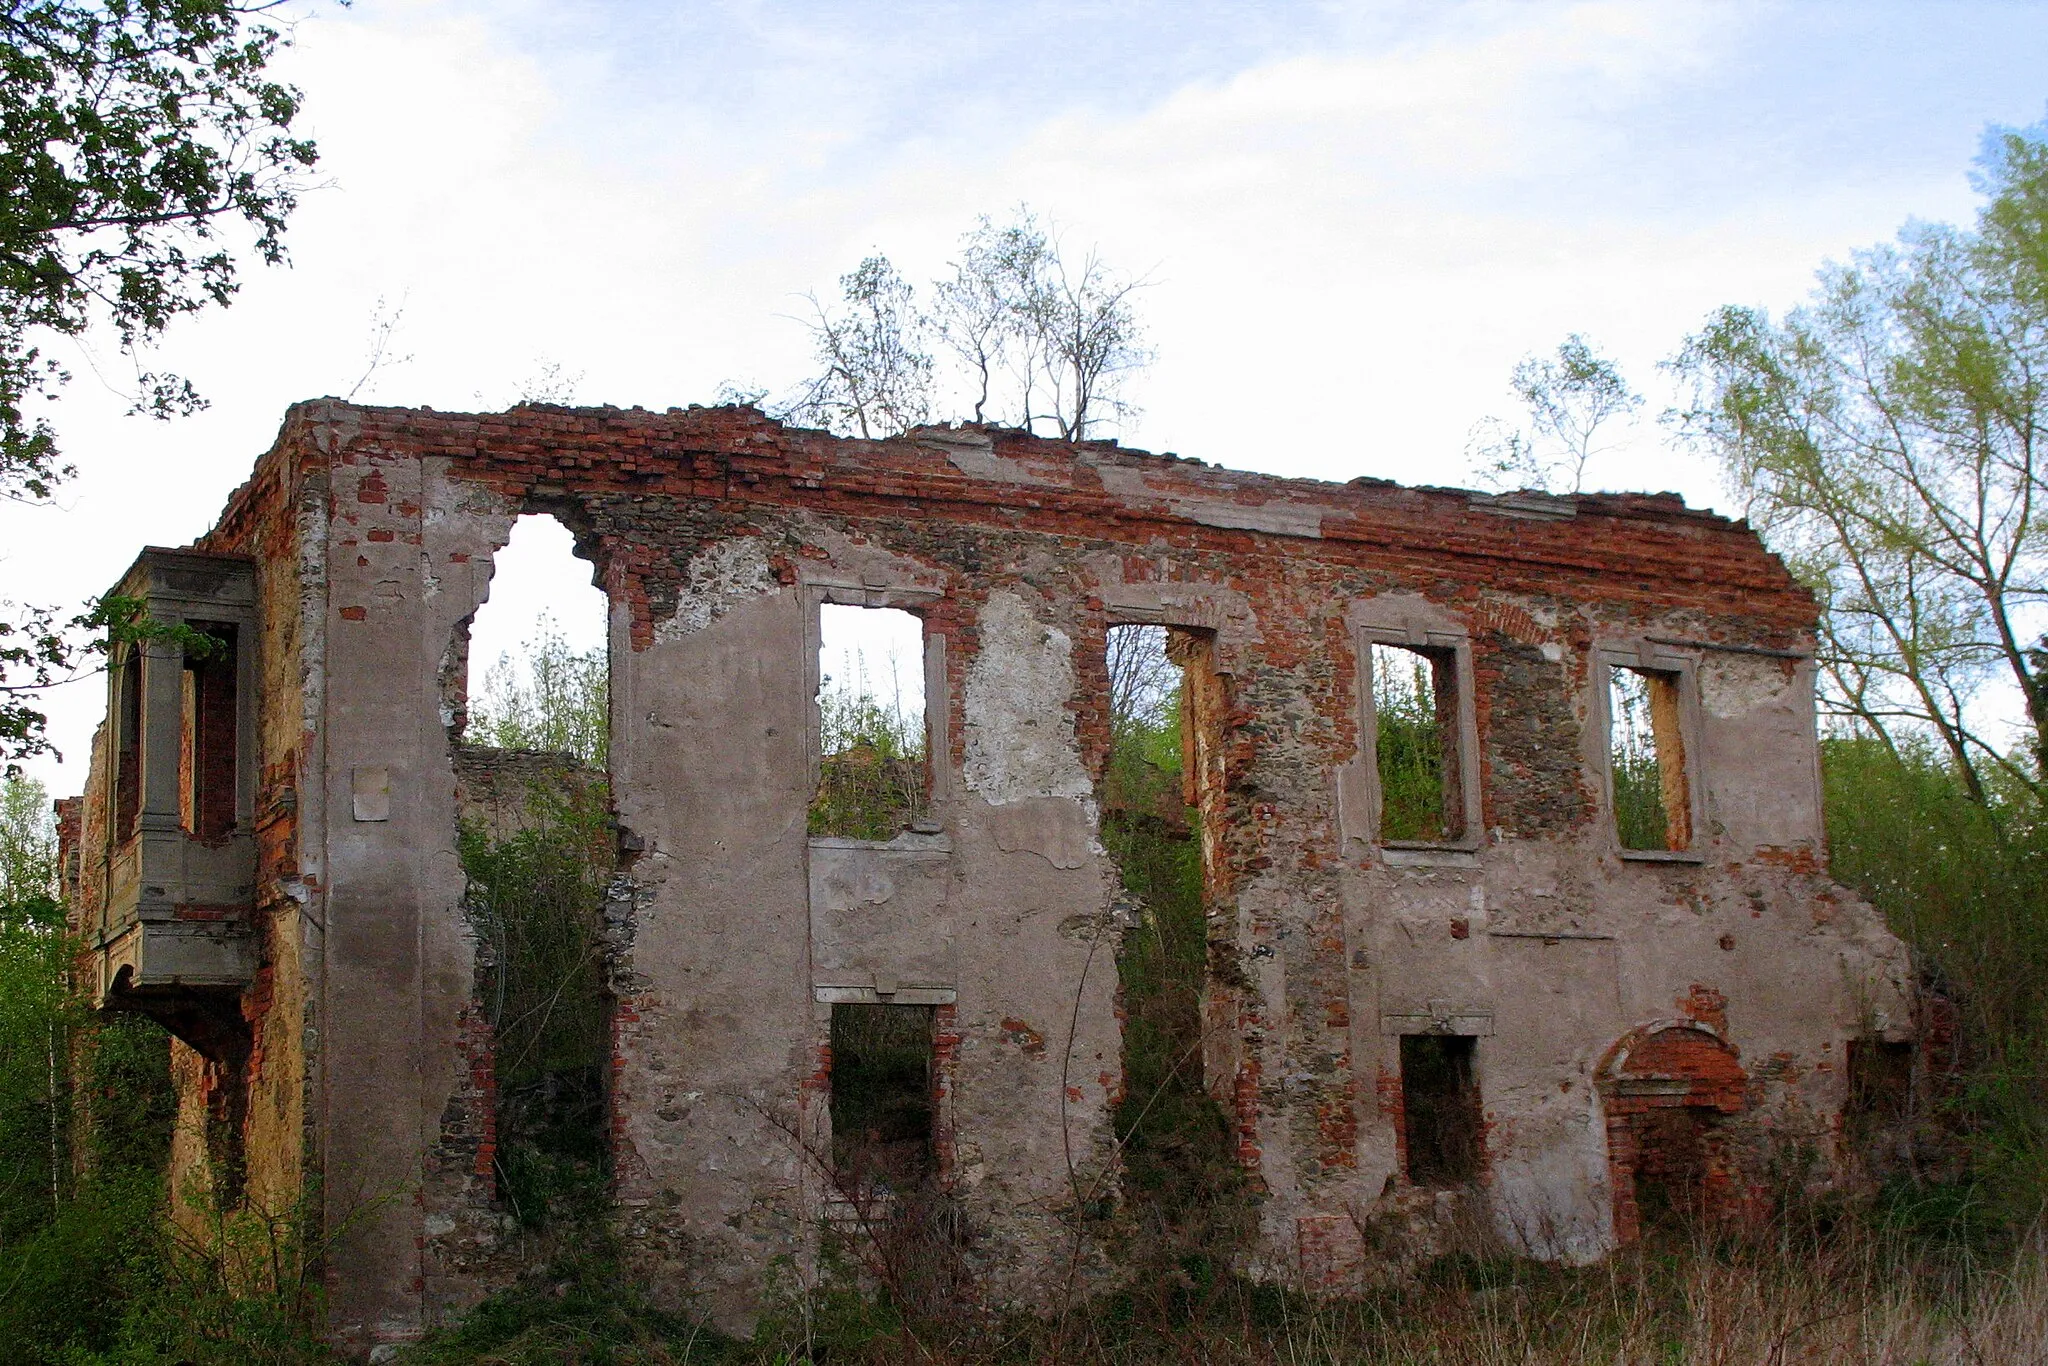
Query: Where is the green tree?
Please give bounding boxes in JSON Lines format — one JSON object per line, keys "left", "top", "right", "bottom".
{"left": 778, "top": 207, "right": 1151, "bottom": 442}
{"left": 1, "top": 0, "right": 320, "bottom": 764}
{"left": 467, "top": 615, "right": 608, "bottom": 767}
{"left": 1467, "top": 333, "right": 1642, "bottom": 494}
{"left": 781, "top": 254, "right": 934, "bottom": 440}
{"left": 1672, "top": 120, "right": 2048, "bottom": 799}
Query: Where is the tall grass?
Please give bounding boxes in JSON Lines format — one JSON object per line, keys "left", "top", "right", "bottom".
{"left": 1823, "top": 736, "right": 2048, "bottom": 1224}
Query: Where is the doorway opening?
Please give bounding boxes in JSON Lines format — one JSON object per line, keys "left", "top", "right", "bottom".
{"left": 1399, "top": 1034, "right": 1483, "bottom": 1187}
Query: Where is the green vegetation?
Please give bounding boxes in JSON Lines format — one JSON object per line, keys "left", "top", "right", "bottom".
{"left": 468, "top": 615, "right": 610, "bottom": 767}
{"left": 809, "top": 658, "right": 926, "bottom": 840}
{"left": 0, "top": 773, "right": 334, "bottom": 1365}
{"left": 1373, "top": 644, "right": 1449, "bottom": 843}
{"left": 402, "top": 1237, "right": 723, "bottom": 1366}
{"left": 458, "top": 776, "right": 615, "bottom": 1227}
{"left": 1099, "top": 627, "right": 1245, "bottom": 1277}
{"left": 1609, "top": 668, "right": 1671, "bottom": 852}
{"left": 1823, "top": 735, "right": 2048, "bottom": 1225}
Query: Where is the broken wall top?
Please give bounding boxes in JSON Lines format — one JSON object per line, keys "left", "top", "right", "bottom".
{"left": 206, "top": 397, "right": 1815, "bottom": 646}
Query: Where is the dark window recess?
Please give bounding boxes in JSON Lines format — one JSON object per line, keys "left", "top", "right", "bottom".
{"left": 115, "top": 650, "right": 143, "bottom": 844}
{"left": 182, "top": 624, "right": 238, "bottom": 841}
{"left": 1847, "top": 1038, "right": 1914, "bottom": 1125}
{"left": 1610, "top": 665, "right": 1691, "bottom": 851}
{"left": 831, "top": 1003, "right": 935, "bottom": 1189}
{"left": 1400, "top": 1034, "right": 1483, "bottom": 1187}
{"left": 1632, "top": 1108, "right": 1711, "bottom": 1229}
{"left": 1373, "top": 643, "right": 1463, "bottom": 843}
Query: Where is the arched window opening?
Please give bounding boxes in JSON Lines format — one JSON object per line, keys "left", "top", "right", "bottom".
{"left": 465, "top": 514, "right": 610, "bottom": 770}
{"left": 455, "top": 512, "right": 613, "bottom": 1228}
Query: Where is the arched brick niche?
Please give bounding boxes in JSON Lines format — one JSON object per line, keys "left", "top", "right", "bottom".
{"left": 1597, "top": 1023, "right": 1749, "bottom": 1242}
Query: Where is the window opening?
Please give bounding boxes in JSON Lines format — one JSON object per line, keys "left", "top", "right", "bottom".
{"left": 1609, "top": 666, "right": 1690, "bottom": 851}
{"left": 830, "top": 1003, "right": 935, "bottom": 1190}
{"left": 180, "top": 624, "right": 238, "bottom": 841}
{"left": 1373, "top": 643, "right": 1463, "bottom": 843}
{"left": 1400, "top": 1034, "right": 1483, "bottom": 1187}
{"left": 1101, "top": 624, "right": 1236, "bottom": 1218}
{"left": 812, "top": 603, "right": 927, "bottom": 839}
{"left": 456, "top": 512, "right": 614, "bottom": 1226}
{"left": 115, "top": 648, "right": 142, "bottom": 844}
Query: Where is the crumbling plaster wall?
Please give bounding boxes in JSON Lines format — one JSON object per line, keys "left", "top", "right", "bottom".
{"left": 605, "top": 527, "right": 1126, "bottom": 1326}
{"left": 306, "top": 438, "right": 524, "bottom": 1344}
{"left": 76, "top": 399, "right": 1915, "bottom": 1354}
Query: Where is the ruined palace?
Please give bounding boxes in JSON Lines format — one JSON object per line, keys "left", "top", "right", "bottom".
{"left": 59, "top": 399, "right": 1917, "bottom": 1353}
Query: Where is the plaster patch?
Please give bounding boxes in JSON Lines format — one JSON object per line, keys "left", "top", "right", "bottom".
{"left": 987, "top": 798, "right": 1093, "bottom": 869}
{"left": 658, "top": 538, "right": 779, "bottom": 640}
{"left": 1699, "top": 656, "right": 1793, "bottom": 718}
{"left": 962, "top": 591, "right": 1093, "bottom": 806}
{"left": 1096, "top": 464, "right": 1324, "bottom": 539}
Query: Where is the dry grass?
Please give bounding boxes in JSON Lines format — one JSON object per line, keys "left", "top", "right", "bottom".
{"left": 721, "top": 1215, "right": 2048, "bottom": 1366}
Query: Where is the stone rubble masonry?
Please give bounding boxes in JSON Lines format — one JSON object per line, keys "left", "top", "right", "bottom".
{"left": 56, "top": 398, "right": 1916, "bottom": 1355}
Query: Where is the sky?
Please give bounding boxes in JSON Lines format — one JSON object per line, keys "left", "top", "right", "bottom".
{"left": 6, "top": 0, "right": 2046, "bottom": 796}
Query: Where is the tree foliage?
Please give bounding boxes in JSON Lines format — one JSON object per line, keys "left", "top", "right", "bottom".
{"left": 1468, "top": 333, "right": 1641, "bottom": 494}
{"left": 1673, "top": 121, "right": 2048, "bottom": 798}
{"left": 458, "top": 781, "right": 613, "bottom": 1229}
{"left": 1823, "top": 737, "right": 2048, "bottom": 1220}
{"left": 780, "top": 254, "right": 934, "bottom": 440}
{"left": 778, "top": 207, "right": 1150, "bottom": 442}
{"left": 809, "top": 640, "right": 926, "bottom": 840}
{"left": 466, "top": 615, "right": 608, "bottom": 768}
{"left": 0, "top": 0, "right": 317, "bottom": 765}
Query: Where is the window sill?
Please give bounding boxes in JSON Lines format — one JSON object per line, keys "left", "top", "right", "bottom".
{"left": 1380, "top": 843, "right": 1482, "bottom": 869}
{"left": 1617, "top": 847, "right": 1705, "bottom": 864}
{"left": 809, "top": 831, "right": 951, "bottom": 855}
